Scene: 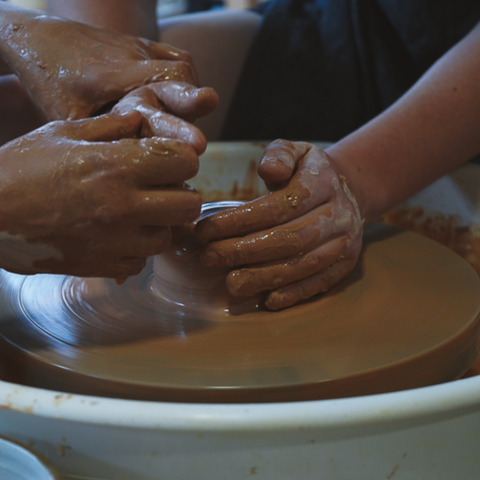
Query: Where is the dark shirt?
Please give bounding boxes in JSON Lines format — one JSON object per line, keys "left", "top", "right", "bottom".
{"left": 221, "top": 0, "right": 480, "bottom": 142}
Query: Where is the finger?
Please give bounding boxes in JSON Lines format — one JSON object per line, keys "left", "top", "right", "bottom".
{"left": 257, "top": 140, "right": 311, "bottom": 185}
{"left": 264, "top": 237, "right": 363, "bottom": 310}
{"left": 116, "top": 138, "right": 199, "bottom": 185}
{"left": 195, "top": 147, "right": 336, "bottom": 241}
{"left": 148, "top": 41, "right": 193, "bottom": 63}
{"left": 60, "top": 253, "right": 148, "bottom": 279}
{"left": 144, "top": 111, "right": 207, "bottom": 154}
{"left": 131, "top": 187, "right": 202, "bottom": 226}
{"left": 129, "top": 59, "right": 197, "bottom": 87}
{"left": 114, "top": 257, "right": 148, "bottom": 278}
{"left": 118, "top": 226, "right": 172, "bottom": 257}
{"left": 226, "top": 235, "right": 350, "bottom": 297}
{"left": 200, "top": 203, "right": 342, "bottom": 267}
{"left": 114, "top": 84, "right": 213, "bottom": 153}
{"left": 146, "top": 42, "right": 198, "bottom": 84}
{"left": 64, "top": 112, "right": 143, "bottom": 142}
{"left": 147, "top": 82, "right": 219, "bottom": 121}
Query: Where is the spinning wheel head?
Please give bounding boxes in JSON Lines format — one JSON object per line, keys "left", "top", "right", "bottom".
{"left": 0, "top": 204, "right": 479, "bottom": 403}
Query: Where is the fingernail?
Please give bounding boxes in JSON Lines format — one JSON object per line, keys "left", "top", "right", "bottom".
{"left": 265, "top": 290, "right": 297, "bottom": 311}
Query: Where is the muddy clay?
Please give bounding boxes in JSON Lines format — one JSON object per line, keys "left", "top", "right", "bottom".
{"left": 381, "top": 207, "right": 480, "bottom": 276}
{"left": 0, "top": 222, "right": 479, "bottom": 403}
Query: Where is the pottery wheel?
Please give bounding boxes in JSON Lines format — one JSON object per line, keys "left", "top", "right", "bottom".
{"left": 0, "top": 209, "right": 479, "bottom": 403}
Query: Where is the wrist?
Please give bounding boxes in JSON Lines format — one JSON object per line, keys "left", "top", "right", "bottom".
{"left": 325, "top": 145, "right": 377, "bottom": 225}
{"left": 0, "top": 4, "right": 45, "bottom": 77}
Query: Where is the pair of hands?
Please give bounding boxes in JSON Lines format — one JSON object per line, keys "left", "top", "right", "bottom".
{"left": 0, "top": 13, "right": 217, "bottom": 277}
{"left": 196, "top": 140, "right": 364, "bottom": 310}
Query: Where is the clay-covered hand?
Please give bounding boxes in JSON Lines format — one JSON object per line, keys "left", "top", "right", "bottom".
{"left": 2, "top": 12, "right": 198, "bottom": 120}
{"left": 0, "top": 112, "right": 201, "bottom": 277}
{"left": 195, "top": 140, "right": 363, "bottom": 310}
{"left": 112, "top": 82, "right": 219, "bottom": 154}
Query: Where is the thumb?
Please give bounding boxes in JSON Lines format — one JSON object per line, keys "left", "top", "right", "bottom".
{"left": 147, "top": 82, "right": 219, "bottom": 121}
{"left": 258, "top": 140, "right": 311, "bottom": 186}
{"left": 64, "top": 112, "right": 143, "bottom": 142}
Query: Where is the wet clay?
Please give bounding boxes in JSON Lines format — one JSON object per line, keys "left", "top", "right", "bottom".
{"left": 0, "top": 221, "right": 479, "bottom": 403}
{"left": 152, "top": 223, "right": 264, "bottom": 319}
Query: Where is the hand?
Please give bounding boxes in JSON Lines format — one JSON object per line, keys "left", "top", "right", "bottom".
{"left": 3, "top": 13, "right": 198, "bottom": 120}
{"left": 0, "top": 112, "right": 201, "bottom": 277}
{"left": 195, "top": 140, "right": 363, "bottom": 310}
{"left": 112, "top": 82, "right": 219, "bottom": 154}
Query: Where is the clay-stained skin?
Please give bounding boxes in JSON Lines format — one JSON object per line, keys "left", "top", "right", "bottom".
{"left": 112, "top": 82, "right": 219, "bottom": 155}
{"left": 0, "top": 112, "right": 201, "bottom": 277}
{"left": 0, "top": 14, "right": 198, "bottom": 121}
{"left": 196, "top": 140, "right": 363, "bottom": 310}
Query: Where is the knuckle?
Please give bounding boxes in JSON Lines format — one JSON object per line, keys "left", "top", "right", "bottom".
{"left": 118, "top": 258, "right": 147, "bottom": 277}
{"left": 173, "top": 60, "right": 193, "bottom": 81}
{"left": 177, "top": 51, "right": 193, "bottom": 66}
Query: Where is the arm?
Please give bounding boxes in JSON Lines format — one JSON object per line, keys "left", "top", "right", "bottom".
{"left": 0, "top": 2, "right": 37, "bottom": 75}
{"left": 327, "top": 20, "right": 480, "bottom": 224}
{"left": 196, "top": 20, "right": 480, "bottom": 309}
{"left": 0, "top": 112, "right": 201, "bottom": 277}
{"left": 0, "top": 2, "right": 201, "bottom": 122}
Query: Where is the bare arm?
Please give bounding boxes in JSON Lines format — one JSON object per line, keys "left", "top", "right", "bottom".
{"left": 326, "top": 20, "right": 480, "bottom": 224}
{"left": 46, "top": 0, "right": 158, "bottom": 41}
{"left": 196, "top": 20, "right": 480, "bottom": 310}
{"left": 0, "top": 2, "right": 39, "bottom": 75}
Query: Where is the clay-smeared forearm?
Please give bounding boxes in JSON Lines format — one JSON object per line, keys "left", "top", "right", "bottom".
{"left": 112, "top": 82, "right": 219, "bottom": 154}
{"left": 0, "top": 2, "right": 39, "bottom": 75}
{"left": 0, "top": 3, "right": 197, "bottom": 121}
{"left": 326, "top": 20, "right": 480, "bottom": 225}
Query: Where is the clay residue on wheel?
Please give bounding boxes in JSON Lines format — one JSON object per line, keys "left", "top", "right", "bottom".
{"left": 381, "top": 207, "right": 480, "bottom": 276}
{"left": 196, "top": 159, "right": 263, "bottom": 203}
{"left": 381, "top": 207, "right": 480, "bottom": 380}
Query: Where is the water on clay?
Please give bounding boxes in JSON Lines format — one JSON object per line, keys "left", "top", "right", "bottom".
{"left": 0, "top": 203, "right": 479, "bottom": 403}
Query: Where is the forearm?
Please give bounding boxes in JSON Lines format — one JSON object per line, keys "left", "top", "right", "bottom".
{"left": 326, "top": 21, "right": 480, "bottom": 224}
{"left": 46, "top": 0, "right": 158, "bottom": 40}
{"left": 0, "top": 2, "right": 43, "bottom": 75}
